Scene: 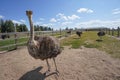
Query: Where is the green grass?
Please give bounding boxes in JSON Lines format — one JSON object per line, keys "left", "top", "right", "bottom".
{"left": 108, "top": 30, "right": 119, "bottom": 37}
{"left": 61, "top": 31, "right": 100, "bottom": 48}
{"left": 17, "top": 37, "right": 28, "bottom": 43}
{"left": 1, "top": 31, "right": 120, "bottom": 58}
{"left": 0, "top": 37, "right": 28, "bottom": 51}
{"left": 0, "top": 39, "right": 15, "bottom": 46}
{"left": 61, "top": 31, "right": 120, "bottom": 58}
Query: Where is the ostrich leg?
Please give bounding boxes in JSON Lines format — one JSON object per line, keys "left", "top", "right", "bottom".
{"left": 53, "top": 58, "right": 59, "bottom": 73}
{"left": 46, "top": 59, "right": 50, "bottom": 72}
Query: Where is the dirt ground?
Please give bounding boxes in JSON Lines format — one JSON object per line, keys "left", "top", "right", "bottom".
{"left": 0, "top": 46, "right": 120, "bottom": 80}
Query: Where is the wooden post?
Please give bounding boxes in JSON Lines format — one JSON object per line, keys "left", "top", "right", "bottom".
{"left": 60, "top": 28, "right": 61, "bottom": 35}
{"left": 112, "top": 28, "right": 114, "bottom": 36}
{"left": 117, "top": 27, "right": 120, "bottom": 37}
{"left": 108, "top": 29, "right": 110, "bottom": 35}
{"left": 105, "top": 28, "right": 107, "bottom": 34}
{"left": 52, "top": 28, "right": 53, "bottom": 36}
{"left": 27, "top": 31, "right": 29, "bottom": 37}
{"left": 43, "top": 31, "right": 44, "bottom": 35}
{"left": 14, "top": 26, "right": 17, "bottom": 49}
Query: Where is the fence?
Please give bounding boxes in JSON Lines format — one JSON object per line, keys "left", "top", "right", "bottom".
{"left": 0, "top": 30, "right": 75, "bottom": 52}
{"left": 105, "top": 27, "right": 120, "bottom": 37}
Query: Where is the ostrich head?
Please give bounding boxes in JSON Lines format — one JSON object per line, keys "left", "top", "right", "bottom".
{"left": 26, "top": 10, "right": 33, "bottom": 17}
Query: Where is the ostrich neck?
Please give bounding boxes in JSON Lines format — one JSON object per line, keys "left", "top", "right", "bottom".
{"left": 28, "top": 16, "right": 34, "bottom": 41}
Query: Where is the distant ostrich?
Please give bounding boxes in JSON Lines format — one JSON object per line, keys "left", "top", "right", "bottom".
{"left": 67, "top": 30, "right": 71, "bottom": 34}
{"left": 76, "top": 31, "right": 82, "bottom": 37}
{"left": 26, "top": 10, "right": 61, "bottom": 74}
{"left": 97, "top": 31, "right": 105, "bottom": 40}
{"left": 65, "top": 30, "right": 72, "bottom": 37}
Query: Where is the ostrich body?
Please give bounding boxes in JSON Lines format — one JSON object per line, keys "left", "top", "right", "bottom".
{"left": 67, "top": 30, "right": 71, "bottom": 34}
{"left": 26, "top": 10, "right": 61, "bottom": 73}
{"left": 76, "top": 31, "right": 82, "bottom": 37}
{"left": 97, "top": 31, "right": 105, "bottom": 40}
{"left": 65, "top": 30, "right": 72, "bottom": 37}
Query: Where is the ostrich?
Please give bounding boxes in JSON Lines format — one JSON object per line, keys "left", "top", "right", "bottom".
{"left": 67, "top": 30, "right": 71, "bottom": 34}
{"left": 76, "top": 31, "right": 82, "bottom": 37}
{"left": 26, "top": 10, "right": 61, "bottom": 74}
{"left": 65, "top": 30, "right": 72, "bottom": 37}
{"left": 97, "top": 30, "right": 105, "bottom": 40}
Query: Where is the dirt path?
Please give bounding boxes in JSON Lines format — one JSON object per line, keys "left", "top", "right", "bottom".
{"left": 0, "top": 46, "right": 120, "bottom": 80}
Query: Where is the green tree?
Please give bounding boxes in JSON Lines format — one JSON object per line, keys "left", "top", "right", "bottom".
{"left": 0, "top": 19, "right": 4, "bottom": 32}
{"left": 15, "top": 23, "right": 19, "bottom": 32}
{"left": 21, "top": 24, "right": 28, "bottom": 32}
{"left": 5, "top": 20, "right": 14, "bottom": 32}
{"left": 0, "top": 19, "right": 28, "bottom": 33}
{"left": 0, "top": 19, "right": 6, "bottom": 33}
{"left": 40, "top": 26, "right": 44, "bottom": 31}
{"left": 34, "top": 25, "right": 37, "bottom": 31}
{"left": 16, "top": 24, "right": 28, "bottom": 32}
{"left": 65, "top": 27, "right": 68, "bottom": 30}
{"left": 44, "top": 26, "right": 48, "bottom": 31}
{"left": 48, "top": 27, "right": 52, "bottom": 31}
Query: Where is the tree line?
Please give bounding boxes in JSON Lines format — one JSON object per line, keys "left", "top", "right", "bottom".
{"left": 0, "top": 19, "right": 52, "bottom": 33}
{"left": 34, "top": 25, "right": 52, "bottom": 31}
{"left": 0, "top": 19, "right": 28, "bottom": 33}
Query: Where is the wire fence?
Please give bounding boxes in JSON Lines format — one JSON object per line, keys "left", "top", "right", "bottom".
{"left": 105, "top": 27, "right": 120, "bottom": 37}
{"left": 0, "top": 30, "right": 75, "bottom": 52}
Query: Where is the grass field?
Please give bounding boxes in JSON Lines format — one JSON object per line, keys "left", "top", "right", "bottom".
{"left": 61, "top": 31, "right": 120, "bottom": 58}
{"left": 0, "top": 31, "right": 120, "bottom": 58}
{"left": 0, "top": 37, "right": 28, "bottom": 51}
{"left": 107, "top": 30, "right": 120, "bottom": 37}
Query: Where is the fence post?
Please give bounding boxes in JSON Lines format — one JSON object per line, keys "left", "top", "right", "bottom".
{"left": 7, "top": 32, "right": 10, "bottom": 50}
{"left": 117, "top": 27, "right": 120, "bottom": 37}
{"left": 14, "top": 33, "right": 17, "bottom": 49}
{"left": 112, "top": 28, "right": 114, "bottom": 36}
{"left": 27, "top": 31, "right": 29, "bottom": 37}
{"left": 14, "top": 26, "right": 17, "bottom": 49}
{"left": 108, "top": 29, "right": 110, "bottom": 35}
{"left": 52, "top": 29, "right": 53, "bottom": 36}
{"left": 105, "top": 28, "right": 107, "bottom": 34}
{"left": 60, "top": 28, "right": 61, "bottom": 35}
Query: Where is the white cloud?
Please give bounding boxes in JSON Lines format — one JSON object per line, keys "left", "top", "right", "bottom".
{"left": 112, "top": 8, "right": 120, "bottom": 14}
{"left": 56, "top": 13, "right": 80, "bottom": 21}
{"left": 34, "top": 21, "right": 42, "bottom": 25}
{"left": 75, "top": 19, "right": 120, "bottom": 29}
{"left": 56, "top": 13, "right": 68, "bottom": 21}
{"left": 77, "top": 8, "right": 93, "bottom": 13}
{"left": 50, "top": 18, "right": 57, "bottom": 22}
{"left": 68, "top": 15, "right": 80, "bottom": 20}
{"left": 62, "top": 21, "right": 72, "bottom": 26}
{"left": 12, "top": 19, "right": 27, "bottom": 24}
{"left": 42, "top": 23, "right": 54, "bottom": 27}
{"left": 0, "top": 15, "right": 4, "bottom": 19}
{"left": 113, "top": 8, "right": 119, "bottom": 11}
{"left": 43, "top": 18, "right": 120, "bottom": 30}
{"left": 20, "top": 19, "right": 26, "bottom": 23}
{"left": 12, "top": 20, "right": 22, "bottom": 24}
{"left": 39, "top": 18, "right": 45, "bottom": 21}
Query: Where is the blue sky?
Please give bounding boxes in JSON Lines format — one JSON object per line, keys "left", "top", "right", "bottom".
{"left": 0, "top": 0, "right": 120, "bottom": 30}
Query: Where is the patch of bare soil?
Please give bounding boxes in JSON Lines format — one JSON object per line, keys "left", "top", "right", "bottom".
{"left": 0, "top": 46, "right": 120, "bottom": 80}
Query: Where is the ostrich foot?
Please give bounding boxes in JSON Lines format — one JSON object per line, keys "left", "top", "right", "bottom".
{"left": 44, "top": 70, "right": 50, "bottom": 76}
{"left": 55, "top": 69, "right": 60, "bottom": 76}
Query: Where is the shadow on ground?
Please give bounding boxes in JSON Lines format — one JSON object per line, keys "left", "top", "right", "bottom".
{"left": 96, "top": 39, "right": 103, "bottom": 42}
{"left": 73, "top": 37, "right": 81, "bottom": 39}
{"left": 19, "top": 66, "right": 58, "bottom": 80}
